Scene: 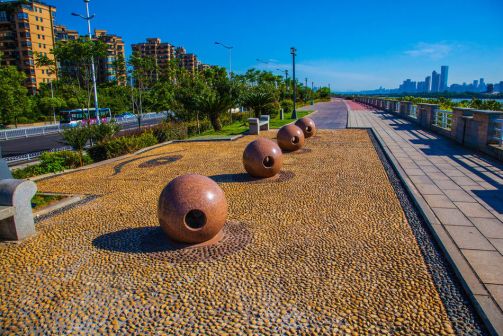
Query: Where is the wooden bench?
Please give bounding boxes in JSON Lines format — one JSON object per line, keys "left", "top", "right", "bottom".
{"left": 0, "top": 179, "right": 37, "bottom": 241}
{"left": 248, "top": 115, "right": 270, "bottom": 135}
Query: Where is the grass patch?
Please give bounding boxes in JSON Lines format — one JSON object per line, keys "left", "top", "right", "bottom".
{"left": 269, "top": 110, "right": 313, "bottom": 129}
{"left": 191, "top": 110, "right": 314, "bottom": 138}
{"left": 31, "top": 193, "right": 64, "bottom": 210}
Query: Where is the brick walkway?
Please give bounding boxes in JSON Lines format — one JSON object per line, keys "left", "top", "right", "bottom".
{"left": 347, "top": 101, "right": 503, "bottom": 335}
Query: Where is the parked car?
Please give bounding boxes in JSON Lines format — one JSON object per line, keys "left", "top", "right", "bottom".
{"left": 116, "top": 112, "right": 136, "bottom": 120}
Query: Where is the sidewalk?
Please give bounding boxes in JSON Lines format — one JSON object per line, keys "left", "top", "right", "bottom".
{"left": 347, "top": 101, "right": 503, "bottom": 335}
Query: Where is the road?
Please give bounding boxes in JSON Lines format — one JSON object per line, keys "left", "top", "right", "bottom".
{"left": 0, "top": 117, "right": 165, "bottom": 159}
{"left": 299, "top": 99, "right": 348, "bottom": 129}
{"left": 1, "top": 101, "right": 349, "bottom": 159}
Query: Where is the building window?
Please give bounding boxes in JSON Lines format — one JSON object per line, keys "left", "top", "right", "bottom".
{"left": 0, "top": 11, "right": 8, "bottom": 22}
{"left": 41, "top": 26, "right": 44, "bottom": 31}
{"left": 40, "top": 17, "right": 43, "bottom": 22}
{"left": 17, "top": 12, "right": 29, "bottom": 20}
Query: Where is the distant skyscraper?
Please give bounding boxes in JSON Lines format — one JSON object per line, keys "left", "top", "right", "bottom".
{"left": 431, "top": 71, "right": 440, "bottom": 93}
{"left": 425, "top": 76, "right": 431, "bottom": 92}
{"left": 439, "top": 66, "right": 449, "bottom": 91}
{"left": 479, "top": 78, "right": 486, "bottom": 91}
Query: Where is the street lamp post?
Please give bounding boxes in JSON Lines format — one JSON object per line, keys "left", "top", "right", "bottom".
{"left": 215, "top": 41, "right": 233, "bottom": 78}
{"left": 291, "top": 47, "right": 297, "bottom": 119}
{"left": 311, "top": 81, "right": 314, "bottom": 105}
{"left": 72, "top": 0, "right": 100, "bottom": 125}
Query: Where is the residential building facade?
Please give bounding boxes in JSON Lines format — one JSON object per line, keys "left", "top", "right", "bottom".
{"left": 94, "top": 29, "right": 126, "bottom": 85}
{"left": 0, "top": 0, "right": 57, "bottom": 93}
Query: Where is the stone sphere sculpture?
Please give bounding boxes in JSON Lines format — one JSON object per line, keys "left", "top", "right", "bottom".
{"left": 243, "top": 138, "right": 283, "bottom": 178}
{"left": 295, "top": 117, "right": 317, "bottom": 138}
{"left": 158, "top": 174, "right": 228, "bottom": 244}
{"left": 277, "top": 124, "right": 305, "bottom": 152}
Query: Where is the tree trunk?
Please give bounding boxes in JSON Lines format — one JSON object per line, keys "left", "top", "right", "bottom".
{"left": 209, "top": 113, "right": 222, "bottom": 131}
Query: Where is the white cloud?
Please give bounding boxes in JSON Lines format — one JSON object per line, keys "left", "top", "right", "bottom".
{"left": 404, "top": 42, "right": 455, "bottom": 60}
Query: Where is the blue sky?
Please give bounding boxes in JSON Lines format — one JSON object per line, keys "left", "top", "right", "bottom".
{"left": 50, "top": 0, "right": 503, "bottom": 91}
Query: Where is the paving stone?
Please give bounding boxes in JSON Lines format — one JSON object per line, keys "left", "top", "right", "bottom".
{"left": 489, "top": 238, "right": 503, "bottom": 254}
{"left": 443, "top": 189, "right": 478, "bottom": 202}
{"left": 471, "top": 218, "right": 503, "bottom": 239}
{"left": 423, "top": 194, "right": 457, "bottom": 209}
{"left": 434, "top": 179, "right": 464, "bottom": 190}
{"left": 486, "top": 285, "right": 503, "bottom": 312}
{"left": 455, "top": 202, "right": 495, "bottom": 219}
{"left": 462, "top": 250, "right": 503, "bottom": 284}
{"left": 445, "top": 226, "right": 495, "bottom": 251}
{"left": 432, "top": 208, "right": 473, "bottom": 226}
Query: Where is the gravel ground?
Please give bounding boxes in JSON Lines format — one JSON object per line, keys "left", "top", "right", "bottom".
{"left": 0, "top": 129, "right": 477, "bottom": 335}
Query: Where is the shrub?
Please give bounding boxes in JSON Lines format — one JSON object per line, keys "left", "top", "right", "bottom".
{"left": 12, "top": 151, "right": 93, "bottom": 179}
{"left": 89, "top": 122, "right": 120, "bottom": 144}
{"left": 186, "top": 120, "right": 211, "bottom": 136}
{"left": 88, "top": 131, "right": 158, "bottom": 162}
{"left": 152, "top": 122, "right": 188, "bottom": 143}
{"left": 280, "top": 99, "right": 294, "bottom": 114}
{"left": 62, "top": 126, "right": 92, "bottom": 166}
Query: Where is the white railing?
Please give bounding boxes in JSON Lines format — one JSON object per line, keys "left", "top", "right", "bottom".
{"left": 489, "top": 118, "right": 503, "bottom": 146}
{"left": 433, "top": 109, "right": 453, "bottom": 130}
{"left": 0, "top": 112, "right": 168, "bottom": 141}
{"left": 395, "top": 102, "right": 400, "bottom": 113}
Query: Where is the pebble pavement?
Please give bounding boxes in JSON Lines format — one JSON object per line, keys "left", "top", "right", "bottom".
{"left": 0, "top": 129, "right": 477, "bottom": 335}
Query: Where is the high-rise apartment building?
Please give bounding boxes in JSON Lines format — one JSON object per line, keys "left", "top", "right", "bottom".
{"left": 54, "top": 24, "right": 78, "bottom": 41}
{"left": 439, "top": 65, "right": 449, "bottom": 91}
{"left": 132, "top": 39, "right": 201, "bottom": 75}
{"left": 0, "top": 0, "right": 57, "bottom": 93}
{"left": 431, "top": 71, "right": 440, "bottom": 93}
{"left": 132, "top": 38, "right": 176, "bottom": 69}
{"left": 94, "top": 29, "right": 126, "bottom": 85}
{"left": 55, "top": 27, "right": 126, "bottom": 85}
{"left": 179, "top": 53, "right": 197, "bottom": 73}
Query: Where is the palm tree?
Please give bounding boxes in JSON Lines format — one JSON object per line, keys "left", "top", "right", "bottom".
{"left": 242, "top": 84, "right": 277, "bottom": 118}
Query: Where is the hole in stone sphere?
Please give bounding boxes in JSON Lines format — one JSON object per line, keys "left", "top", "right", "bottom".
{"left": 185, "top": 209, "right": 207, "bottom": 230}
{"left": 306, "top": 126, "right": 312, "bottom": 133}
{"left": 291, "top": 136, "right": 299, "bottom": 144}
{"left": 263, "top": 156, "right": 274, "bottom": 168}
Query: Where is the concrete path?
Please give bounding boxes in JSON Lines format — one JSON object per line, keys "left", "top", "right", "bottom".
{"left": 346, "top": 101, "right": 503, "bottom": 335}
{"left": 299, "top": 98, "right": 348, "bottom": 129}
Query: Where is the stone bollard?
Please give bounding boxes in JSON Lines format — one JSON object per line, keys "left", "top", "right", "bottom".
{"left": 0, "top": 179, "right": 37, "bottom": 241}
{"left": 248, "top": 118, "right": 260, "bottom": 135}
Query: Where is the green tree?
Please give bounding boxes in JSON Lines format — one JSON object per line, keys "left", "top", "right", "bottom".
{"left": 242, "top": 84, "right": 277, "bottom": 118}
{"left": 196, "top": 67, "right": 236, "bottom": 131}
{"left": 0, "top": 65, "right": 30, "bottom": 127}
{"left": 62, "top": 127, "right": 91, "bottom": 166}
{"left": 53, "top": 38, "right": 107, "bottom": 115}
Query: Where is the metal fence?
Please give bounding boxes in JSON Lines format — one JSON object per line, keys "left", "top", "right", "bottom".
{"left": 5, "top": 146, "right": 74, "bottom": 164}
{"left": 0, "top": 112, "right": 168, "bottom": 141}
{"left": 433, "top": 109, "right": 453, "bottom": 130}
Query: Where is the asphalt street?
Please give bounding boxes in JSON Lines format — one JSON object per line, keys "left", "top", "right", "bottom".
{"left": 0, "top": 117, "right": 164, "bottom": 158}
{"left": 300, "top": 98, "right": 348, "bottom": 129}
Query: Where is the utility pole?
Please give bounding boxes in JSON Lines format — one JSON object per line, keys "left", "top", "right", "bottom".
{"left": 72, "top": 0, "right": 100, "bottom": 124}
{"left": 291, "top": 47, "right": 297, "bottom": 119}
{"left": 311, "top": 81, "right": 314, "bottom": 105}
